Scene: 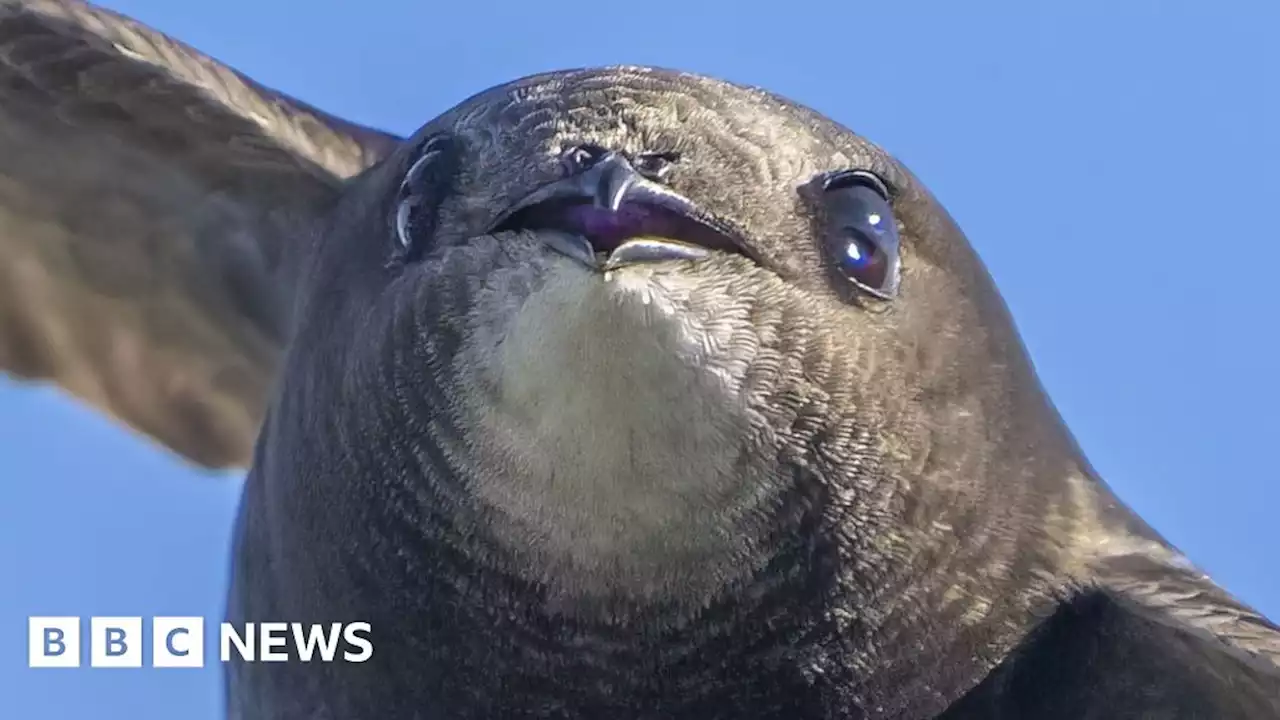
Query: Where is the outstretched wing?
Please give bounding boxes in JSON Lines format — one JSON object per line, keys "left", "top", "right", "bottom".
{"left": 0, "top": 0, "right": 402, "bottom": 468}
{"left": 942, "top": 550, "right": 1280, "bottom": 719}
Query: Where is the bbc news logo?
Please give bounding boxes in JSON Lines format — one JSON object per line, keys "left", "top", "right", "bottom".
{"left": 28, "top": 617, "right": 373, "bottom": 668}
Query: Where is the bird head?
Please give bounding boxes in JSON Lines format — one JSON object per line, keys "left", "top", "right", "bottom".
{"left": 272, "top": 66, "right": 1072, "bottom": 620}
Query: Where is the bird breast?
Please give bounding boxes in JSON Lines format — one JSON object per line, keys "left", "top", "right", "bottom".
{"left": 449, "top": 256, "right": 782, "bottom": 614}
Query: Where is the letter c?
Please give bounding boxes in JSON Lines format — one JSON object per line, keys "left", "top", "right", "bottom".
{"left": 166, "top": 627, "right": 190, "bottom": 657}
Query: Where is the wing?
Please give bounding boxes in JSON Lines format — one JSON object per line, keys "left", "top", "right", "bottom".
{"left": 941, "top": 550, "right": 1280, "bottom": 719}
{"left": 0, "top": 0, "right": 403, "bottom": 468}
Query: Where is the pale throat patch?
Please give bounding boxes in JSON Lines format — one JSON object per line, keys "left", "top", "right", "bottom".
{"left": 455, "top": 259, "right": 775, "bottom": 609}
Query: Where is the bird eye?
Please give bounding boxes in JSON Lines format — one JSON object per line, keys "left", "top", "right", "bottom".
{"left": 819, "top": 170, "right": 900, "bottom": 300}
{"left": 394, "top": 134, "right": 456, "bottom": 258}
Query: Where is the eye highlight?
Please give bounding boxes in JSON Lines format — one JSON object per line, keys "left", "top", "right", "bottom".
{"left": 818, "top": 170, "right": 901, "bottom": 300}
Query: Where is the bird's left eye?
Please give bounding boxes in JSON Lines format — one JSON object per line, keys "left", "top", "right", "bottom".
{"left": 819, "top": 170, "right": 901, "bottom": 300}
{"left": 394, "top": 134, "right": 457, "bottom": 259}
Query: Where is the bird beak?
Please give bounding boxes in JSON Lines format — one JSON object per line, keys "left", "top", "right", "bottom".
{"left": 577, "top": 152, "right": 639, "bottom": 212}
{"left": 542, "top": 155, "right": 715, "bottom": 272}
{"left": 500, "top": 151, "right": 644, "bottom": 217}
{"left": 489, "top": 151, "right": 754, "bottom": 272}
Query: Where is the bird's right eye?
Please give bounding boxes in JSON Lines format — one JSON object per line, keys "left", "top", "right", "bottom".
{"left": 394, "top": 134, "right": 457, "bottom": 259}
{"left": 817, "top": 169, "right": 901, "bottom": 300}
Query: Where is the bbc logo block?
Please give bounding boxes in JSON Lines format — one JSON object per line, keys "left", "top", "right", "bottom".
{"left": 28, "top": 617, "right": 79, "bottom": 668}
{"left": 29, "top": 616, "right": 205, "bottom": 668}
{"left": 90, "top": 617, "right": 143, "bottom": 667}
{"left": 153, "top": 617, "right": 204, "bottom": 668}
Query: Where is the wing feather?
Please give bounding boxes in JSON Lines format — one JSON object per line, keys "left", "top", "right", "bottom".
{"left": 0, "top": 0, "right": 402, "bottom": 467}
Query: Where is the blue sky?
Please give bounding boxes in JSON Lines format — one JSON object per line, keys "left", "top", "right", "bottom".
{"left": 2, "top": 1, "right": 1277, "bottom": 717}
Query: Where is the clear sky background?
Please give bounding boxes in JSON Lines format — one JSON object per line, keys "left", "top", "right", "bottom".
{"left": 1, "top": 1, "right": 1277, "bottom": 718}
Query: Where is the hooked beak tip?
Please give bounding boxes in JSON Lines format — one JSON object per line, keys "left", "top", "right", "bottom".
{"left": 589, "top": 154, "right": 639, "bottom": 212}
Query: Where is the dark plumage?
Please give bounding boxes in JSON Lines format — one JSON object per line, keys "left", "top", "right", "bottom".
{"left": 1, "top": 2, "right": 1276, "bottom": 718}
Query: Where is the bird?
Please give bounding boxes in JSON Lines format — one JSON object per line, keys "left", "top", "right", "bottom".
{"left": 1, "top": 1, "right": 1276, "bottom": 718}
